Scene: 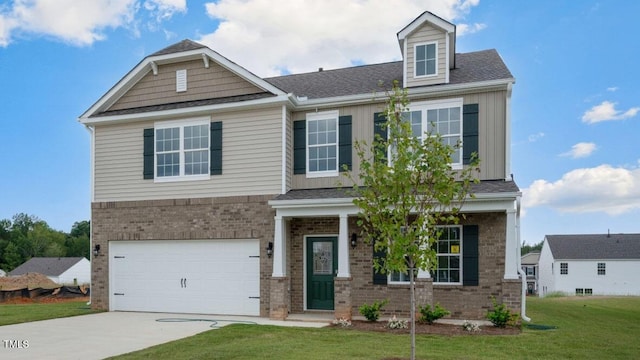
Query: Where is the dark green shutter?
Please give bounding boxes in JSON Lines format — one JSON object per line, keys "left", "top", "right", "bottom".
{"left": 462, "top": 104, "right": 479, "bottom": 165}
{"left": 338, "top": 115, "right": 352, "bottom": 171}
{"left": 293, "top": 120, "right": 306, "bottom": 174}
{"left": 143, "top": 128, "right": 154, "bottom": 180}
{"left": 372, "top": 242, "right": 387, "bottom": 285}
{"left": 210, "top": 121, "right": 222, "bottom": 175}
{"left": 462, "top": 225, "right": 479, "bottom": 286}
{"left": 373, "top": 112, "right": 387, "bottom": 165}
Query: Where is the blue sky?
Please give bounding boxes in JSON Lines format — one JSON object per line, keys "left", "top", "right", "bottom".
{"left": 1, "top": 0, "right": 639, "bottom": 244}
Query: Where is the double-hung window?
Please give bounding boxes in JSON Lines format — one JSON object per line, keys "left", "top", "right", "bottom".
{"left": 432, "top": 226, "right": 462, "bottom": 284}
{"left": 155, "top": 118, "right": 210, "bottom": 181}
{"left": 597, "top": 263, "right": 606, "bottom": 275}
{"left": 399, "top": 98, "right": 463, "bottom": 168}
{"left": 560, "top": 262, "right": 568, "bottom": 275}
{"left": 306, "top": 110, "right": 339, "bottom": 177}
{"left": 415, "top": 42, "right": 437, "bottom": 77}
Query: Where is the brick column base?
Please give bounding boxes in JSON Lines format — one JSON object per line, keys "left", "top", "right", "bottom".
{"left": 334, "top": 277, "right": 352, "bottom": 320}
{"left": 270, "top": 277, "right": 289, "bottom": 320}
{"left": 501, "top": 278, "right": 522, "bottom": 317}
{"left": 415, "top": 277, "right": 434, "bottom": 311}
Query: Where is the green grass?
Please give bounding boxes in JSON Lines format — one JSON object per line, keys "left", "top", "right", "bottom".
{"left": 109, "top": 296, "right": 637, "bottom": 359}
{"left": 0, "top": 300, "right": 99, "bottom": 326}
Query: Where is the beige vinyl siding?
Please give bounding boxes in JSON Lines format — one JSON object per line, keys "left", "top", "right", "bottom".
{"left": 109, "top": 60, "right": 265, "bottom": 111}
{"left": 94, "top": 106, "right": 282, "bottom": 201}
{"left": 291, "top": 90, "right": 507, "bottom": 190}
{"left": 405, "top": 24, "right": 447, "bottom": 87}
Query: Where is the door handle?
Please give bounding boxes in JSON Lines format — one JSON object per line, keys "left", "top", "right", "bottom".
{"left": 184, "top": 278, "right": 187, "bottom": 288}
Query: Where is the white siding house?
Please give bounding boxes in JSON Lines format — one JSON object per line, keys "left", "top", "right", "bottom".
{"left": 9, "top": 257, "right": 90, "bottom": 285}
{"left": 538, "top": 234, "right": 640, "bottom": 297}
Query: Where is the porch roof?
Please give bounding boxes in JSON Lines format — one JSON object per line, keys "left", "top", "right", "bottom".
{"left": 274, "top": 180, "right": 520, "bottom": 201}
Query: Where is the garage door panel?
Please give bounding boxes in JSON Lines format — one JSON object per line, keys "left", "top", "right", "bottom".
{"left": 110, "top": 240, "right": 260, "bottom": 316}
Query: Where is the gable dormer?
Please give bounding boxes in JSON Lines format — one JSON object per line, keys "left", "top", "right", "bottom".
{"left": 397, "top": 11, "right": 456, "bottom": 87}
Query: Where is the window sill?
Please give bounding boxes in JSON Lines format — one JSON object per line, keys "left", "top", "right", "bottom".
{"left": 154, "top": 174, "right": 211, "bottom": 183}
{"left": 306, "top": 171, "right": 339, "bottom": 179}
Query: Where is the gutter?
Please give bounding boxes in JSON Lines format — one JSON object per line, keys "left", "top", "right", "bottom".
{"left": 83, "top": 124, "right": 95, "bottom": 306}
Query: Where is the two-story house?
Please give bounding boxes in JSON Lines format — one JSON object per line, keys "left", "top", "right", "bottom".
{"left": 79, "top": 11, "right": 524, "bottom": 320}
{"left": 521, "top": 252, "right": 540, "bottom": 295}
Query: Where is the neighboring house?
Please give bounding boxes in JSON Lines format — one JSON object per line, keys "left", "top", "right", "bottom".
{"left": 0, "top": 269, "right": 6, "bottom": 277}
{"left": 521, "top": 251, "right": 539, "bottom": 295}
{"left": 8, "top": 257, "right": 90, "bottom": 285}
{"left": 538, "top": 234, "right": 640, "bottom": 297}
{"left": 79, "top": 11, "right": 523, "bottom": 320}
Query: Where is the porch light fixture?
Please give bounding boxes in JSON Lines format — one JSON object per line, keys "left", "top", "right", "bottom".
{"left": 351, "top": 233, "right": 357, "bottom": 249}
{"left": 266, "top": 242, "right": 273, "bottom": 258}
{"left": 93, "top": 244, "right": 101, "bottom": 257}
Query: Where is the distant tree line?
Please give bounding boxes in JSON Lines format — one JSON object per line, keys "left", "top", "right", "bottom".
{"left": 0, "top": 213, "right": 90, "bottom": 272}
{"left": 521, "top": 240, "right": 543, "bottom": 256}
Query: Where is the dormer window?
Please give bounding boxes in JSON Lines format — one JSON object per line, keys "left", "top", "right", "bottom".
{"left": 415, "top": 42, "right": 437, "bottom": 77}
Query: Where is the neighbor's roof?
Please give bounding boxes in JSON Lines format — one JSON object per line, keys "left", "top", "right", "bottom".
{"left": 265, "top": 49, "right": 513, "bottom": 99}
{"left": 545, "top": 234, "right": 640, "bottom": 260}
{"left": 521, "top": 251, "right": 540, "bottom": 265}
{"left": 274, "top": 180, "right": 520, "bottom": 201}
{"left": 9, "top": 257, "right": 87, "bottom": 277}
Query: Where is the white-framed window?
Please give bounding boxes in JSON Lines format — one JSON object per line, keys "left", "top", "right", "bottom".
{"left": 155, "top": 117, "right": 210, "bottom": 182}
{"left": 306, "top": 110, "right": 339, "bottom": 177}
{"left": 414, "top": 42, "right": 437, "bottom": 77}
{"left": 597, "top": 262, "right": 606, "bottom": 275}
{"left": 560, "top": 262, "right": 568, "bottom": 275}
{"left": 397, "top": 98, "right": 463, "bottom": 168}
{"left": 432, "top": 226, "right": 462, "bottom": 284}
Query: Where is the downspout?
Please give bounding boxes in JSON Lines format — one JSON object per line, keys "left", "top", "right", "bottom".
{"left": 84, "top": 124, "right": 95, "bottom": 306}
{"left": 515, "top": 196, "right": 531, "bottom": 322}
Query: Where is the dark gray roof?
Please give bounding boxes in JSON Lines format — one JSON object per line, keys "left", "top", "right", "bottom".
{"left": 546, "top": 234, "right": 640, "bottom": 260}
{"left": 274, "top": 180, "right": 519, "bottom": 201}
{"left": 265, "top": 49, "right": 513, "bottom": 99}
{"left": 521, "top": 252, "right": 540, "bottom": 265}
{"left": 151, "top": 39, "right": 206, "bottom": 56}
{"left": 9, "top": 257, "right": 87, "bottom": 277}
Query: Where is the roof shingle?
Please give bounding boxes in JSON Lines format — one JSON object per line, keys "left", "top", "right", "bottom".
{"left": 545, "top": 234, "right": 640, "bottom": 260}
{"left": 9, "top": 257, "right": 87, "bottom": 277}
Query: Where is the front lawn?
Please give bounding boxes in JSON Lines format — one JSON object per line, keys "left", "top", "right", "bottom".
{"left": 113, "top": 296, "right": 640, "bottom": 359}
{"left": 0, "top": 299, "right": 99, "bottom": 326}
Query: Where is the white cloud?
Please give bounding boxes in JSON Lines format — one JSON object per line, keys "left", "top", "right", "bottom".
{"left": 199, "top": 0, "right": 482, "bottom": 77}
{"left": 560, "top": 142, "right": 597, "bottom": 159}
{"left": 582, "top": 101, "right": 640, "bottom": 124}
{"left": 457, "top": 22, "right": 487, "bottom": 35}
{"left": 527, "top": 132, "right": 545, "bottom": 143}
{"left": 606, "top": 86, "right": 618, "bottom": 92}
{"left": 0, "top": 0, "right": 185, "bottom": 47}
{"left": 522, "top": 165, "right": 640, "bottom": 216}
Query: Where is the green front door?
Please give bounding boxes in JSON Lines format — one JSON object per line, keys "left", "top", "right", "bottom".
{"left": 306, "top": 237, "right": 338, "bottom": 310}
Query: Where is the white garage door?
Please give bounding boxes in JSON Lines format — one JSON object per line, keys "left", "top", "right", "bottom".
{"left": 110, "top": 239, "right": 260, "bottom": 316}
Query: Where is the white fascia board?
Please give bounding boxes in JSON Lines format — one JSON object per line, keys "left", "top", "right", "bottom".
{"left": 79, "top": 47, "right": 286, "bottom": 121}
{"left": 397, "top": 12, "right": 455, "bottom": 49}
{"left": 290, "top": 78, "right": 515, "bottom": 111}
{"left": 80, "top": 94, "right": 290, "bottom": 125}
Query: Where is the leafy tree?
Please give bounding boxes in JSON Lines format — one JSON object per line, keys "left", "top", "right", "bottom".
{"left": 346, "top": 82, "right": 479, "bottom": 360}
{"left": 1, "top": 241, "right": 23, "bottom": 271}
{"left": 521, "top": 240, "right": 543, "bottom": 255}
{"left": 70, "top": 221, "right": 90, "bottom": 239}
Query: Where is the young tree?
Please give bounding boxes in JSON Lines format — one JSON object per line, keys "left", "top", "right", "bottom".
{"left": 346, "top": 82, "right": 479, "bottom": 360}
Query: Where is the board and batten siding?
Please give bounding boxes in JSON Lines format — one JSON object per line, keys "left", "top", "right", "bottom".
{"left": 109, "top": 59, "right": 265, "bottom": 112}
{"left": 405, "top": 23, "right": 447, "bottom": 87}
{"left": 94, "top": 106, "right": 283, "bottom": 202}
{"left": 290, "top": 90, "right": 507, "bottom": 190}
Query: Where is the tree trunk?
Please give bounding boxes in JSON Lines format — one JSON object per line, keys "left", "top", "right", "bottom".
{"left": 409, "top": 263, "right": 416, "bottom": 360}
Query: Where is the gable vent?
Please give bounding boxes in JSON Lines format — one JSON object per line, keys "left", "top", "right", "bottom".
{"left": 176, "top": 69, "right": 187, "bottom": 92}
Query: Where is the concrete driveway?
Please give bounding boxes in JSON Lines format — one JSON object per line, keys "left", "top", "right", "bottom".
{"left": 0, "top": 312, "right": 328, "bottom": 359}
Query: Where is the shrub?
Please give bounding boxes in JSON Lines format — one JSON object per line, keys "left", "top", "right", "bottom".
{"left": 359, "top": 299, "right": 388, "bottom": 322}
{"left": 386, "top": 315, "right": 408, "bottom": 329}
{"left": 418, "top": 303, "right": 450, "bottom": 324}
{"left": 486, "top": 296, "right": 518, "bottom": 328}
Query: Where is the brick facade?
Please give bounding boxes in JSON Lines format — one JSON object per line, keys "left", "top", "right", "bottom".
{"left": 90, "top": 195, "right": 276, "bottom": 317}
{"left": 287, "top": 212, "right": 521, "bottom": 320}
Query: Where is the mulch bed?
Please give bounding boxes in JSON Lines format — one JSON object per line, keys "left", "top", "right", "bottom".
{"left": 335, "top": 320, "right": 521, "bottom": 336}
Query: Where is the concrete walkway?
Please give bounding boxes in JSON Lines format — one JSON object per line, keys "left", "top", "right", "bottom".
{"left": 0, "top": 312, "right": 329, "bottom": 360}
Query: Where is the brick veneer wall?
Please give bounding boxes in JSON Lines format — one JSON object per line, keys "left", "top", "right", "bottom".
{"left": 288, "top": 212, "right": 521, "bottom": 320}
{"left": 90, "top": 195, "right": 276, "bottom": 317}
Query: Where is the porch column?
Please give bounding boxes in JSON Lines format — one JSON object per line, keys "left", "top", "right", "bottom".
{"left": 272, "top": 215, "right": 286, "bottom": 277}
{"left": 336, "top": 213, "right": 351, "bottom": 278}
{"left": 504, "top": 205, "right": 519, "bottom": 280}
